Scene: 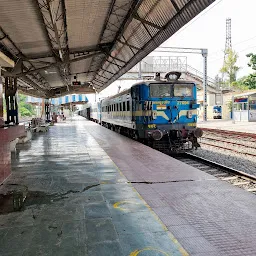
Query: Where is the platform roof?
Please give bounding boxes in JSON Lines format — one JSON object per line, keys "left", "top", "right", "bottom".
{"left": 0, "top": 0, "right": 215, "bottom": 98}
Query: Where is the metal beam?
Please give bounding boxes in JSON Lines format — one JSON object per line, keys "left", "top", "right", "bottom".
{"left": 94, "top": 79, "right": 105, "bottom": 84}
{"left": 103, "top": 52, "right": 126, "bottom": 64}
{"left": 24, "top": 43, "right": 113, "bottom": 60}
{"left": 133, "top": 13, "right": 162, "bottom": 30}
{"left": 16, "top": 52, "right": 103, "bottom": 77}
{"left": 96, "top": 73, "right": 109, "bottom": 80}
{"left": 101, "top": 69, "right": 115, "bottom": 75}
{"left": 0, "top": 27, "right": 51, "bottom": 92}
{"left": 36, "top": 0, "right": 71, "bottom": 90}
{"left": 71, "top": 43, "right": 113, "bottom": 55}
{"left": 105, "top": 59, "right": 123, "bottom": 69}
{"left": 116, "top": 39, "right": 140, "bottom": 51}
{"left": 99, "top": 0, "right": 215, "bottom": 91}
{"left": 170, "top": 0, "right": 180, "bottom": 13}
{"left": 99, "top": 0, "right": 117, "bottom": 41}
{"left": 89, "top": 0, "right": 141, "bottom": 87}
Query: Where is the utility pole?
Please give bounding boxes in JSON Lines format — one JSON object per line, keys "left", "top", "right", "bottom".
{"left": 222, "top": 18, "right": 232, "bottom": 87}
{"left": 202, "top": 49, "right": 208, "bottom": 122}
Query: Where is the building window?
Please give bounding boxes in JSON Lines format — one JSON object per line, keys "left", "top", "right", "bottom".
{"left": 123, "top": 102, "right": 126, "bottom": 111}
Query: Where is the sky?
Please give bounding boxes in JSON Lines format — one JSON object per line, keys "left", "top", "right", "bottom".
{"left": 88, "top": 0, "right": 256, "bottom": 102}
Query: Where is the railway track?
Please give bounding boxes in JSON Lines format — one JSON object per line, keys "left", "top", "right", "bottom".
{"left": 201, "top": 128, "right": 256, "bottom": 140}
{"left": 174, "top": 153, "right": 256, "bottom": 194}
{"left": 199, "top": 140, "right": 256, "bottom": 157}
{"left": 199, "top": 129, "right": 256, "bottom": 157}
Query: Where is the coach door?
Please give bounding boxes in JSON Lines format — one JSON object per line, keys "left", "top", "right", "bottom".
{"left": 131, "top": 86, "right": 139, "bottom": 121}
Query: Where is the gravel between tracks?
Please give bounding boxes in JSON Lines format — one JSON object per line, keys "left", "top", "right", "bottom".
{"left": 191, "top": 144, "right": 256, "bottom": 176}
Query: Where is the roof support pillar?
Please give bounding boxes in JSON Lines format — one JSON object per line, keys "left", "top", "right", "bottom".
{"left": 4, "top": 77, "right": 19, "bottom": 125}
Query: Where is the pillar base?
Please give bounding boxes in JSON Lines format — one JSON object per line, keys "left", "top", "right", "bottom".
{"left": 0, "top": 125, "right": 26, "bottom": 184}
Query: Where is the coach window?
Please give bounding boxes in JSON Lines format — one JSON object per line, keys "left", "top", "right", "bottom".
{"left": 127, "top": 101, "right": 130, "bottom": 111}
{"left": 123, "top": 102, "right": 126, "bottom": 111}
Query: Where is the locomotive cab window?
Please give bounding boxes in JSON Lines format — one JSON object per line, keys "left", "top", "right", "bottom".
{"left": 174, "top": 84, "right": 193, "bottom": 97}
{"left": 150, "top": 83, "right": 171, "bottom": 97}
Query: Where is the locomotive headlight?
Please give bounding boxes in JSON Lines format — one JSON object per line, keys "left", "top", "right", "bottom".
{"left": 187, "top": 110, "right": 192, "bottom": 118}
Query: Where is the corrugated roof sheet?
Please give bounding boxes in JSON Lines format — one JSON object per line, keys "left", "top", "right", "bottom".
{"left": 0, "top": 0, "right": 216, "bottom": 97}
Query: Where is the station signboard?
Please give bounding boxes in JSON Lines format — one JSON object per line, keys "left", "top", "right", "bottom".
{"left": 72, "top": 81, "right": 81, "bottom": 86}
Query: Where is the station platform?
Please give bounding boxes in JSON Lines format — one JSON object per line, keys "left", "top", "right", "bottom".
{"left": 0, "top": 117, "right": 256, "bottom": 256}
{"left": 198, "top": 119, "right": 256, "bottom": 134}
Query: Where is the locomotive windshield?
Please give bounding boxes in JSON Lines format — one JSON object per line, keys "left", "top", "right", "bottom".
{"left": 150, "top": 83, "right": 194, "bottom": 97}
{"left": 150, "top": 84, "right": 171, "bottom": 97}
{"left": 173, "top": 84, "right": 193, "bottom": 97}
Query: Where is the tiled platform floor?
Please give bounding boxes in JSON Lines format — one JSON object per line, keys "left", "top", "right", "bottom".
{"left": 0, "top": 118, "right": 187, "bottom": 256}
{"left": 198, "top": 119, "right": 256, "bottom": 133}
{"left": 1, "top": 117, "right": 256, "bottom": 256}
{"left": 85, "top": 117, "right": 256, "bottom": 256}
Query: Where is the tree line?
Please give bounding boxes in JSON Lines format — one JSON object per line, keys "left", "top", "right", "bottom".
{"left": 220, "top": 49, "right": 256, "bottom": 90}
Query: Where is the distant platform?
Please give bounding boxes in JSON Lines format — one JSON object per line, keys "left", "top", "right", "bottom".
{"left": 198, "top": 120, "right": 256, "bottom": 134}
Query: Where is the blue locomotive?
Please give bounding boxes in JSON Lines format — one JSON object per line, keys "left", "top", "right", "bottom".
{"left": 79, "top": 72, "right": 203, "bottom": 153}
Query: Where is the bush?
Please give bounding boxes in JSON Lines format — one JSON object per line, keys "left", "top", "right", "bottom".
{"left": 20, "top": 106, "right": 32, "bottom": 117}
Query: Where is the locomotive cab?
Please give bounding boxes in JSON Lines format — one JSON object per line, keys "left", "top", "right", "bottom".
{"left": 135, "top": 72, "right": 203, "bottom": 152}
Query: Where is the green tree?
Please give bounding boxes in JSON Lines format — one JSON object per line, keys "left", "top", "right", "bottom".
{"left": 242, "top": 73, "right": 256, "bottom": 90}
{"left": 18, "top": 94, "right": 36, "bottom": 117}
{"left": 246, "top": 53, "right": 256, "bottom": 70}
{"left": 3, "top": 93, "right": 36, "bottom": 118}
{"left": 220, "top": 49, "right": 240, "bottom": 87}
{"left": 230, "top": 76, "right": 249, "bottom": 91}
{"left": 242, "top": 53, "right": 256, "bottom": 89}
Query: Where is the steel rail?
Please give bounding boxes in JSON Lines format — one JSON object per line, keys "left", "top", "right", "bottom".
{"left": 200, "top": 141, "right": 256, "bottom": 157}
{"left": 201, "top": 136, "right": 256, "bottom": 150}
{"left": 183, "top": 152, "right": 256, "bottom": 182}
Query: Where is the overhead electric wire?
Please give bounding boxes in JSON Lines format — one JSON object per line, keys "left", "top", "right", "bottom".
{"left": 208, "top": 45, "right": 256, "bottom": 63}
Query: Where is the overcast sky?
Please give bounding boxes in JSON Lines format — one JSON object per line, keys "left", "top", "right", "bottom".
{"left": 90, "top": 0, "right": 256, "bottom": 101}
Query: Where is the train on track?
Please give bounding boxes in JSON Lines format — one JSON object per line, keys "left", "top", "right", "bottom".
{"left": 78, "top": 72, "right": 203, "bottom": 153}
